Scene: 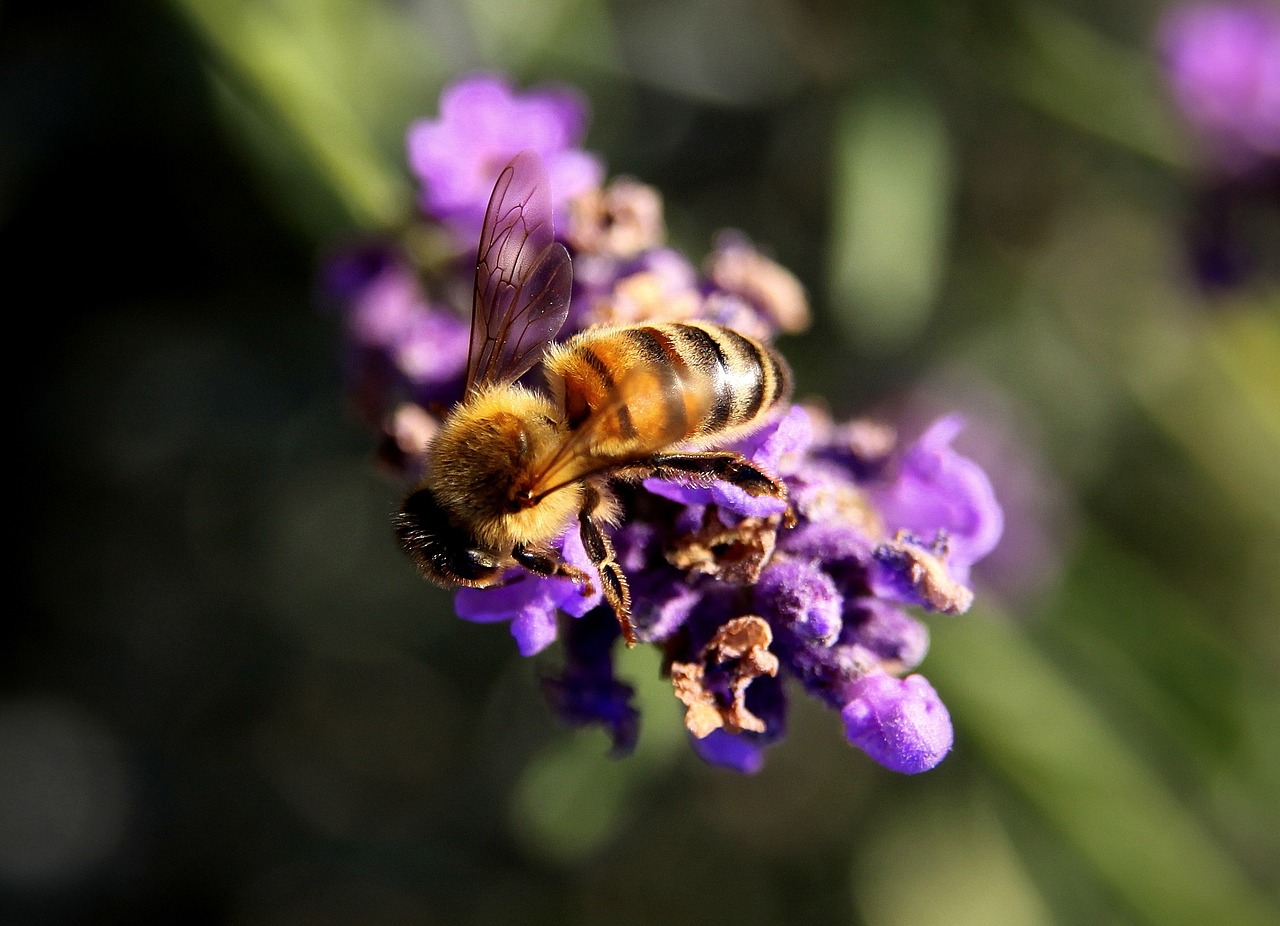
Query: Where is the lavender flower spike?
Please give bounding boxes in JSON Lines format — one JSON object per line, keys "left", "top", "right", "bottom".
{"left": 331, "top": 73, "right": 1006, "bottom": 776}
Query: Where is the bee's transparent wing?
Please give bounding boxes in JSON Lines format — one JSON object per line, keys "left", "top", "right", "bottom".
{"left": 465, "top": 150, "right": 572, "bottom": 395}
{"left": 525, "top": 359, "right": 717, "bottom": 501}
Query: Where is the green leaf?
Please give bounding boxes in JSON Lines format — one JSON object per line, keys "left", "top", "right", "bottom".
{"left": 926, "top": 608, "right": 1278, "bottom": 926}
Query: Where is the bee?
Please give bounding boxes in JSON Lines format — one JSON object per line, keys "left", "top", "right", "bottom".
{"left": 394, "top": 150, "right": 792, "bottom": 646}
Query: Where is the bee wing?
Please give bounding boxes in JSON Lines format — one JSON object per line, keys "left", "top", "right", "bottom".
{"left": 465, "top": 150, "right": 572, "bottom": 395}
{"left": 525, "top": 355, "right": 717, "bottom": 501}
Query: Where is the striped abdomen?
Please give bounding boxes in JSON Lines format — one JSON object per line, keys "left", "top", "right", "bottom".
{"left": 545, "top": 321, "right": 792, "bottom": 459}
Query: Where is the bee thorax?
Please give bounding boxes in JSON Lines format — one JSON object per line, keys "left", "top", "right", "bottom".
{"left": 424, "top": 386, "right": 579, "bottom": 550}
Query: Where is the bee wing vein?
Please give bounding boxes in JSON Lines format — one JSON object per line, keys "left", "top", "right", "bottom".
{"left": 466, "top": 151, "right": 572, "bottom": 395}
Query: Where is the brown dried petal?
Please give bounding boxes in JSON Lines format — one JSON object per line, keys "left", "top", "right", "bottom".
{"left": 670, "top": 661, "right": 723, "bottom": 738}
{"left": 567, "top": 178, "right": 665, "bottom": 257}
{"left": 706, "top": 239, "right": 810, "bottom": 333}
{"left": 886, "top": 531, "right": 974, "bottom": 614}
{"left": 840, "top": 419, "right": 897, "bottom": 466}
{"left": 667, "top": 512, "right": 781, "bottom": 585}
{"left": 671, "top": 616, "right": 779, "bottom": 738}
{"left": 586, "top": 270, "right": 701, "bottom": 327}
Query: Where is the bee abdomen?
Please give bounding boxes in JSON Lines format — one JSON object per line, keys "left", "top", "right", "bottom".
{"left": 659, "top": 322, "right": 792, "bottom": 439}
{"left": 553, "top": 321, "right": 791, "bottom": 451}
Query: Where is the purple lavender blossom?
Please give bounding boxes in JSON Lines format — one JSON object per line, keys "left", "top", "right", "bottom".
{"left": 841, "top": 673, "right": 954, "bottom": 774}
{"left": 330, "top": 74, "right": 1004, "bottom": 776}
{"left": 407, "top": 73, "right": 604, "bottom": 243}
{"left": 541, "top": 608, "right": 639, "bottom": 756}
{"left": 869, "top": 415, "right": 1004, "bottom": 586}
{"left": 1159, "top": 3, "right": 1280, "bottom": 174}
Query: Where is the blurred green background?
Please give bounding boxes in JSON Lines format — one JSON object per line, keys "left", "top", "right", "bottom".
{"left": 4, "top": 1, "right": 1278, "bottom": 924}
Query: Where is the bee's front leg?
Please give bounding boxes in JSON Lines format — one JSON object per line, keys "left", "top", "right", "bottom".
{"left": 511, "top": 543, "right": 595, "bottom": 596}
{"left": 576, "top": 488, "right": 635, "bottom": 647}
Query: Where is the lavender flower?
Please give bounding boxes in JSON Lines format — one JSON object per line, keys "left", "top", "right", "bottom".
{"left": 1158, "top": 5, "right": 1280, "bottom": 291}
{"left": 407, "top": 73, "right": 604, "bottom": 243}
{"left": 1159, "top": 2, "right": 1280, "bottom": 175}
{"left": 328, "top": 74, "right": 1004, "bottom": 775}
{"left": 841, "top": 673, "right": 954, "bottom": 775}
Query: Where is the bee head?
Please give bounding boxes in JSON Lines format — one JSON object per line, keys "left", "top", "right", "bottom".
{"left": 393, "top": 486, "right": 503, "bottom": 588}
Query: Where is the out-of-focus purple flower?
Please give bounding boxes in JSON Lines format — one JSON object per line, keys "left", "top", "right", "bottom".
{"left": 407, "top": 73, "right": 604, "bottom": 242}
{"left": 841, "top": 673, "right": 953, "bottom": 773}
{"left": 326, "top": 246, "right": 471, "bottom": 431}
{"left": 704, "top": 231, "right": 811, "bottom": 335}
{"left": 1159, "top": 3, "right": 1280, "bottom": 173}
{"left": 566, "top": 176, "right": 667, "bottom": 258}
{"left": 570, "top": 247, "right": 702, "bottom": 329}
{"left": 541, "top": 608, "right": 639, "bottom": 756}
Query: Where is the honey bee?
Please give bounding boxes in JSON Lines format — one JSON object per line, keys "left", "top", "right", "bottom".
{"left": 394, "top": 150, "right": 792, "bottom": 646}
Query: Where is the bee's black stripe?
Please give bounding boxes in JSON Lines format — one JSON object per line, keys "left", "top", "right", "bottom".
{"left": 674, "top": 324, "right": 733, "bottom": 432}
{"left": 579, "top": 345, "right": 616, "bottom": 390}
{"left": 721, "top": 328, "right": 768, "bottom": 421}
{"left": 579, "top": 345, "right": 635, "bottom": 438}
{"left": 767, "top": 346, "right": 791, "bottom": 408}
{"left": 630, "top": 326, "right": 689, "bottom": 438}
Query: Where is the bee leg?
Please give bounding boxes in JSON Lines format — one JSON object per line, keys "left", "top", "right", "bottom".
{"left": 512, "top": 543, "right": 596, "bottom": 597}
{"left": 643, "top": 452, "right": 786, "bottom": 498}
{"left": 577, "top": 489, "right": 636, "bottom": 647}
{"left": 640, "top": 451, "right": 795, "bottom": 527}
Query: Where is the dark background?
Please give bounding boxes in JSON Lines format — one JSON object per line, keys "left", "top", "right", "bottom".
{"left": 4, "top": 1, "right": 1278, "bottom": 924}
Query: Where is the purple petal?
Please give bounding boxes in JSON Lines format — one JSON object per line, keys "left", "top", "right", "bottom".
{"left": 556, "top": 527, "right": 604, "bottom": 617}
{"left": 455, "top": 575, "right": 548, "bottom": 623}
{"left": 690, "top": 729, "right": 765, "bottom": 774}
{"left": 735, "top": 404, "right": 815, "bottom": 476}
{"left": 779, "top": 521, "right": 875, "bottom": 594}
{"left": 754, "top": 558, "right": 843, "bottom": 645}
{"left": 872, "top": 415, "right": 1003, "bottom": 575}
{"left": 632, "top": 574, "right": 702, "bottom": 643}
{"left": 843, "top": 600, "right": 930, "bottom": 671}
{"left": 841, "top": 673, "right": 953, "bottom": 773}
{"left": 510, "top": 602, "right": 561, "bottom": 656}
{"left": 393, "top": 310, "right": 471, "bottom": 386}
{"left": 321, "top": 243, "right": 399, "bottom": 305}
{"left": 406, "top": 73, "right": 603, "bottom": 241}
{"left": 455, "top": 578, "right": 560, "bottom": 656}
{"left": 343, "top": 261, "right": 422, "bottom": 348}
